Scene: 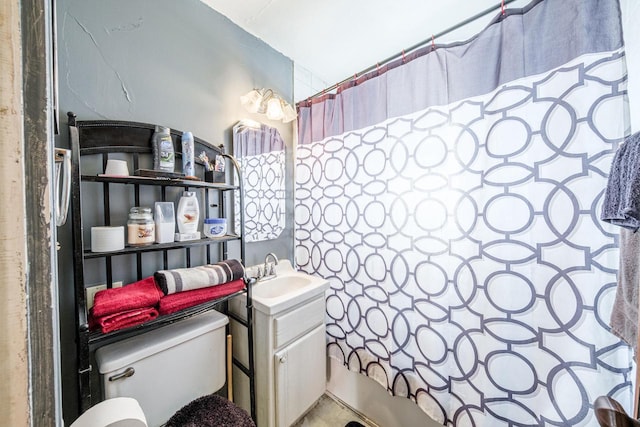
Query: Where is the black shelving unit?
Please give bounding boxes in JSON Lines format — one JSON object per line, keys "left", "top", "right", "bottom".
{"left": 67, "top": 112, "right": 255, "bottom": 421}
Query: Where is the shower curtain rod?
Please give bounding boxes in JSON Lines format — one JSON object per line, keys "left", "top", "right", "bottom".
{"left": 305, "top": 0, "right": 520, "bottom": 101}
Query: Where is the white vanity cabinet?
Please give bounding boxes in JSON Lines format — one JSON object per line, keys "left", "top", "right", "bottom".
{"left": 229, "top": 262, "right": 329, "bottom": 427}
{"left": 274, "top": 324, "right": 326, "bottom": 427}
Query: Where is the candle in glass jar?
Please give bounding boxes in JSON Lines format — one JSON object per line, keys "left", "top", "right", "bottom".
{"left": 127, "top": 207, "right": 155, "bottom": 246}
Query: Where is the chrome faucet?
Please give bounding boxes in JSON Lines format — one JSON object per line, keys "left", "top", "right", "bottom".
{"left": 262, "top": 252, "right": 279, "bottom": 280}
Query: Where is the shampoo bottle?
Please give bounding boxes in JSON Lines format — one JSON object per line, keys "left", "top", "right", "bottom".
{"left": 181, "top": 131, "right": 195, "bottom": 177}
{"left": 152, "top": 126, "right": 175, "bottom": 172}
{"left": 176, "top": 191, "right": 199, "bottom": 234}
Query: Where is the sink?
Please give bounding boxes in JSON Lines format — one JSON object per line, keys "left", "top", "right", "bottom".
{"left": 252, "top": 275, "right": 312, "bottom": 299}
{"left": 247, "top": 260, "right": 329, "bottom": 315}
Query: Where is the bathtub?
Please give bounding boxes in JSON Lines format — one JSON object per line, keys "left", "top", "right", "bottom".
{"left": 327, "top": 358, "right": 441, "bottom": 427}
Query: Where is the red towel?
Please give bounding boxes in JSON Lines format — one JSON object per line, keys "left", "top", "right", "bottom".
{"left": 158, "top": 279, "right": 246, "bottom": 315}
{"left": 92, "top": 276, "right": 163, "bottom": 317}
{"left": 89, "top": 307, "right": 159, "bottom": 334}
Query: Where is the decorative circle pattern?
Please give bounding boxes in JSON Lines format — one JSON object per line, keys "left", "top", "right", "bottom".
{"left": 295, "top": 52, "right": 632, "bottom": 425}
{"left": 235, "top": 150, "right": 285, "bottom": 242}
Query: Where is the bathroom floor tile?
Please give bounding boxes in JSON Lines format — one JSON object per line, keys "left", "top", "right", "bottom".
{"left": 291, "top": 394, "right": 377, "bottom": 427}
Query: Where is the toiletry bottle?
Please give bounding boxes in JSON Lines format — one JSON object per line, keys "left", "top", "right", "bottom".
{"left": 152, "top": 125, "right": 175, "bottom": 172}
{"left": 181, "top": 131, "right": 195, "bottom": 177}
{"left": 176, "top": 191, "right": 200, "bottom": 234}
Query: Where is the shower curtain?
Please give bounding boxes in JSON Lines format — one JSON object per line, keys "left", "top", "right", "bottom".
{"left": 295, "top": 0, "right": 633, "bottom": 425}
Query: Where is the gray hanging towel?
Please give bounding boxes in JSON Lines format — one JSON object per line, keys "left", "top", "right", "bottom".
{"left": 601, "top": 132, "right": 640, "bottom": 230}
{"left": 610, "top": 228, "right": 640, "bottom": 353}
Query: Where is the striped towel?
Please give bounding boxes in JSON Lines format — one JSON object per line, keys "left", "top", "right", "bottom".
{"left": 154, "top": 259, "right": 245, "bottom": 295}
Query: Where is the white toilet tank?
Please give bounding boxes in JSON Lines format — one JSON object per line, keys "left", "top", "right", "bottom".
{"left": 95, "top": 310, "right": 229, "bottom": 427}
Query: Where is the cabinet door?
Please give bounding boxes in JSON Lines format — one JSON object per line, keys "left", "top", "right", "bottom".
{"left": 274, "top": 324, "right": 326, "bottom": 427}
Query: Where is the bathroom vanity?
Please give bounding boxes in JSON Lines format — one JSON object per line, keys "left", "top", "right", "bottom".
{"left": 230, "top": 260, "right": 329, "bottom": 427}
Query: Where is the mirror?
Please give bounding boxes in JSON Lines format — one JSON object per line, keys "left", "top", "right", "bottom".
{"left": 233, "top": 120, "right": 286, "bottom": 242}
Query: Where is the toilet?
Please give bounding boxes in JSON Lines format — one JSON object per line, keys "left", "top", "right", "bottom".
{"left": 94, "top": 310, "right": 229, "bottom": 427}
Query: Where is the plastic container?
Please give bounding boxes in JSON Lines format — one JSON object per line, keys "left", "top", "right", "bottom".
{"left": 127, "top": 207, "right": 155, "bottom": 246}
{"left": 203, "top": 218, "right": 227, "bottom": 238}
{"left": 152, "top": 126, "right": 175, "bottom": 172}
{"left": 176, "top": 191, "right": 199, "bottom": 234}
{"left": 181, "top": 131, "right": 195, "bottom": 177}
{"left": 154, "top": 202, "right": 175, "bottom": 244}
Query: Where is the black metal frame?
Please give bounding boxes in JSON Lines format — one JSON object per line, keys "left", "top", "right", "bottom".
{"left": 67, "top": 112, "right": 256, "bottom": 420}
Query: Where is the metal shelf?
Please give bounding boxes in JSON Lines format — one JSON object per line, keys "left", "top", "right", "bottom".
{"left": 83, "top": 235, "right": 241, "bottom": 259}
{"left": 81, "top": 174, "right": 237, "bottom": 190}
{"left": 86, "top": 289, "right": 247, "bottom": 346}
{"left": 68, "top": 112, "right": 254, "bottom": 421}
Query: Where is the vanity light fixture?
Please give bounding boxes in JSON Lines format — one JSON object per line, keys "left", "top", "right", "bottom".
{"left": 240, "top": 88, "right": 297, "bottom": 123}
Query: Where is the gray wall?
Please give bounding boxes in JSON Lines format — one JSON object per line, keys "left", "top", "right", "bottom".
{"left": 55, "top": 0, "right": 294, "bottom": 422}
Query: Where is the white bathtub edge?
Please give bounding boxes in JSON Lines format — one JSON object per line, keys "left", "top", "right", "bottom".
{"left": 326, "top": 357, "right": 442, "bottom": 427}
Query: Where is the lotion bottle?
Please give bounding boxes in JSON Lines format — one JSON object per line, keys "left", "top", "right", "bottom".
{"left": 152, "top": 126, "right": 175, "bottom": 172}
{"left": 176, "top": 191, "right": 199, "bottom": 234}
{"left": 181, "top": 131, "right": 195, "bottom": 177}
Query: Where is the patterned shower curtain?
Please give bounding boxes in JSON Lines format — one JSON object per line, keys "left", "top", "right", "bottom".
{"left": 295, "top": 0, "right": 633, "bottom": 425}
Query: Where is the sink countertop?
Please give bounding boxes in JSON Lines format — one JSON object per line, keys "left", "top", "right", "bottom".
{"left": 247, "top": 260, "right": 330, "bottom": 315}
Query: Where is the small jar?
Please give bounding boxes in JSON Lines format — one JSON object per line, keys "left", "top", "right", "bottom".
{"left": 127, "top": 207, "right": 155, "bottom": 246}
{"left": 203, "top": 218, "right": 227, "bottom": 238}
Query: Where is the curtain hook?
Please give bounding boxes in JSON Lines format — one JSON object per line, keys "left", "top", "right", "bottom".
{"left": 402, "top": 49, "right": 406, "bottom": 63}
{"left": 376, "top": 63, "right": 380, "bottom": 73}
{"left": 431, "top": 35, "right": 435, "bottom": 51}
{"left": 501, "top": 0, "right": 505, "bottom": 16}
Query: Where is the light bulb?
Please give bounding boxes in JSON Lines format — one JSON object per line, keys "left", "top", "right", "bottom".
{"left": 266, "top": 97, "right": 284, "bottom": 120}
{"left": 240, "top": 89, "right": 263, "bottom": 114}
{"left": 282, "top": 103, "right": 297, "bottom": 123}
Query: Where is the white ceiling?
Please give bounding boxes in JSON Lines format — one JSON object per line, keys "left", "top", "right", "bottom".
{"left": 202, "top": 0, "right": 530, "bottom": 90}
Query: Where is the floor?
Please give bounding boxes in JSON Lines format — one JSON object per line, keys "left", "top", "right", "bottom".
{"left": 291, "top": 394, "right": 377, "bottom": 427}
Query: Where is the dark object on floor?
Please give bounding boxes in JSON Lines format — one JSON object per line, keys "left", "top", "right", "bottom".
{"left": 165, "top": 394, "right": 255, "bottom": 427}
{"left": 593, "top": 396, "right": 640, "bottom": 427}
{"left": 345, "top": 422, "right": 366, "bottom": 427}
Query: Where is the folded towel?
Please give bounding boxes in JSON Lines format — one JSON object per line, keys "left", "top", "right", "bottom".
{"left": 158, "top": 279, "right": 246, "bottom": 315}
{"left": 92, "top": 276, "right": 163, "bottom": 318}
{"left": 601, "top": 132, "right": 640, "bottom": 230}
{"left": 155, "top": 259, "right": 245, "bottom": 295}
{"left": 610, "top": 227, "right": 640, "bottom": 354}
{"left": 89, "top": 307, "right": 159, "bottom": 334}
